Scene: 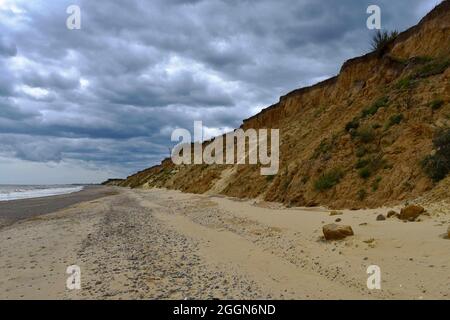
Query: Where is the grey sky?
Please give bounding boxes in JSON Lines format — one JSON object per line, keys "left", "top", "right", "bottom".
{"left": 0, "top": 0, "right": 442, "bottom": 184}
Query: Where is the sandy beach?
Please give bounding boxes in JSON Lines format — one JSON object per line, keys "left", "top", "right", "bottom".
{"left": 0, "top": 186, "right": 448, "bottom": 299}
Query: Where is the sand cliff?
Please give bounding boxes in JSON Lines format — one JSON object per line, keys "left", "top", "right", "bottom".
{"left": 117, "top": 1, "right": 450, "bottom": 209}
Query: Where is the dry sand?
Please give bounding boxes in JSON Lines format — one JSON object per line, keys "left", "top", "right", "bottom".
{"left": 0, "top": 187, "right": 448, "bottom": 299}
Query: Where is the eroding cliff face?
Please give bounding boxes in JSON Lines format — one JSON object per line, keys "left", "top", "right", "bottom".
{"left": 120, "top": 1, "right": 450, "bottom": 209}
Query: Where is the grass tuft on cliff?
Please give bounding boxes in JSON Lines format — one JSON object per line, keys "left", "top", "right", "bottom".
{"left": 371, "top": 30, "right": 399, "bottom": 52}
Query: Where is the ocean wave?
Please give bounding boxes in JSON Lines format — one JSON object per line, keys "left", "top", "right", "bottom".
{"left": 0, "top": 186, "right": 84, "bottom": 201}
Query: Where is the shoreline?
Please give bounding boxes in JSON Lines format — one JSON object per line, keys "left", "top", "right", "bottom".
{"left": 0, "top": 186, "right": 118, "bottom": 228}
{"left": 0, "top": 185, "right": 85, "bottom": 202}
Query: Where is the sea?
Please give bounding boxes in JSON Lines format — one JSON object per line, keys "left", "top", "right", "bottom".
{"left": 0, "top": 185, "right": 84, "bottom": 201}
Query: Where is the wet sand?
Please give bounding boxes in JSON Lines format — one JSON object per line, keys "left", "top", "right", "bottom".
{"left": 0, "top": 186, "right": 118, "bottom": 228}
{"left": 0, "top": 187, "right": 448, "bottom": 299}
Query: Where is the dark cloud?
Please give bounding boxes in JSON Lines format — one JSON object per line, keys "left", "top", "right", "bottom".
{"left": 0, "top": 0, "right": 442, "bottom": 182}
{"left": 21, "top": 69, "right": 81, "bottom": 91}
{"left": 0, "top": 36, "right": 17, "bottom": 57}
{"left": 0, "top": 98, "right": 37, "bottom": 120}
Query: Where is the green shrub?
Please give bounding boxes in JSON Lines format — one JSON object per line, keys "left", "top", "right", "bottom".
{"left": 388, "top": 113, "right": 404, "bottom": 127}
{"left": 312, "top": 138, "right": 332, "bottom": 159}
{"left": 430, "top": 99, "right": 444, "bottom": 110}
{"left": 362, "top": 96, "right": 389, "bottom": 118}
{"left": 413, "top": 56, "right": 433, "bottom": 64}
{"left": 389, "top": 56, "right": 408, "bottom": 65}
{"left": 372, "top": 123, "right": 382, "bottom": 129}
{"left": 370, "top": 30, "right": 399, "bottom": 52}
{"left": 362, "top": 107, "right": 377, "bottom": 118}
{"left": 356, "top": 126, "right": 376, "bottom": 143}
{"left": 314, "top": 168, "right": 344, "bottom": 191}
{"left": 357, "top": 189, "right": 367, "bottom": 201}
{"left": 371, "top": 176, "right": 382, "bottom": 191}
{"left": 395, "top": 77, "right": 414, "bottom": 90}
{"left": 422, "top": 155, "right": 448, "bottom": 181}
{"left": 421, "top": 128, "right": 450, "bottom": 181}
{"left": 358, "top": 167, "right": 371, "bottom": 179}
{"left": 345, "top": 118, "right": 360, "bottom": 132}
{"left": 384, "top": 114, "right": 404, "bottom": 130}
{"left": 355, "top": 146, "right": 367, "bottom": 158}
{"left": 356, "top": 158, "right": 370, "bottom": 169}
{"left": 312, "top": 134, "right": 340, "bottom": 160}
{"left": 414, "top": 58, "right": 450, "bottom": 78}
{"left": 357, "top": 154, "right": 386, "bottom": 179}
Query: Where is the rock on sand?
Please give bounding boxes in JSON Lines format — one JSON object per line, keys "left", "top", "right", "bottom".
{"left": 399, "top": 205, "right": 425, "bottom": 221}
{"left": 322, "top": 224, "right": 354, "bottom": 240}
{"left": 387, "top": 210, "right": 398, "bottom": 218}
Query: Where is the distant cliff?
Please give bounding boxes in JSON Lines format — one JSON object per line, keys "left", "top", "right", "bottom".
{"left": 119, "top": 1, "right": 450, "bottom": 209}
{"left": 101, "top": 178, "right": 125, "bottom": 186}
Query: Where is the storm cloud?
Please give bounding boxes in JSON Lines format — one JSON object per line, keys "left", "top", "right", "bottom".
{"left": 0, "top": 0, "right": 442, "bottom": 183}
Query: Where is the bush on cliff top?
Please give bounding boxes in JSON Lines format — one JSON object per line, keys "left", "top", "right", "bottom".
{"left": 371, "top": 30, "right": 399, "bottom": 52}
